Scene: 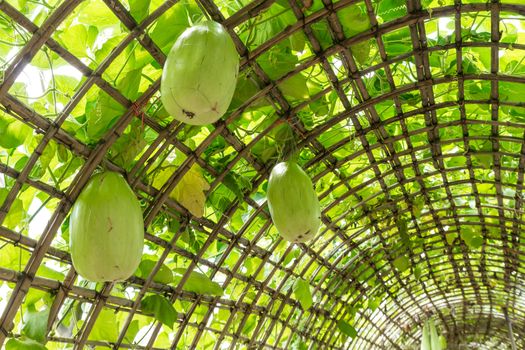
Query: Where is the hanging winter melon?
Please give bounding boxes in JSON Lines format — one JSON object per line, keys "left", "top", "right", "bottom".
{"left": 267, "top": 161, "right": 321, "bottom": 243}
{"left": 161, "top": 21, "right": 239, "bottom": 125}
{"left": 69, "top": 171, "right": 144, "bottom": 282}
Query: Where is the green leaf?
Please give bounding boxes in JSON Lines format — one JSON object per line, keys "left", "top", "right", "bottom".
{"left": 311, "top": 21, "right": 333, "bottom": 50}
{"left": 400, "top": 92, "right": 421, "bottom": 106}
{"left": 462, "top": 57, "right": 482, "bottom": 74}
{"left": 413, "top": 196, "right": 425, "bottom": 218}
{"left": 470, "top": 145, "right": 492, "bottom": 169}
{"left": 22, "top": 307, "right": 50, "bottom": 344}
{"left": 377, "top": 0, "right": 407, "bottom": 22}
{"left": 88, "top": 309, "right": 119, "bottom": 342}
{"left": 260, "top": 145, "right": 278, "bottom": 162}
{"left": 337, "top": 5, "right": 371, "bottom": 37}
{"left": 257, "top": 43, "right": 308, "bottom": 101}
{"left": 116, "top": 68, "right": 142, "bottom": 101}
{"left": 77, "top": 1, "right": 118, "bottom": 26}
{"left": 241, "top": 314, "right": 257, "bottom": 335}
{"left": 240, "top": 3, "right": 296, "bottom": 49}
{"left": 85, "top": 91, "right": 126, "bottom": 141}
{"left": 252, "top": 46, "right": 293, "bottom": 87}
{"left": 501, "top": 23, "right": 518, "bottom": 44}
{"left": 0, "top": 119, "right": 32, "bottom": 149}
{"left": 236, "top": 174, "right": 253, "bottom": 194}
{"left": 124, "top": 320, "right": 140, "bottom": 343}
{"left": 3, "top": 195, "right": 26, "bottom": 229}
{"left": 136, "top": 259, "right": 174, "bottom": 284}
{"left": 56, "top": 143, "right": 70, "bottom": 163}
{"left": 24, "top": 290, "right": 49, "bottom": 308}
{"left": 279, "top": 74, "right": 309, "bottom": 100}
{"left": 414, "top": 265, "right": 423, "bottom": 280}
{"left": 87, "top": 26, "right": 99, "bottom": 48}
{"left": 109, "top": 119, "right": 146, "bottom": 170}
{"left": 351, "top": 40, "right": 371, "bottom": 65}
{"left": 337, "top": 320, "right": 357, "bottom": 339}
{"left": 129, "top": 0, "right": 151, "bottom": 23}
{"left": 469, "top": 235, "right": 484, "bottom": 249}
{"left": 222, "top": 172, "right": 252, "bottom": 201}
{"left": 500, "top": 81, "right": 525, "bottom": 102}
{"left": 229, "top": 74, "right": 269, "bottom": 111}
{"left": 446, "top": 232, "right": 457, "bottom": 245}
{"left": 141, "top": 295, "right": 177, "bottom": 328}
{"left": 293, "top": 278, "right": 313, "bottom": 310}
{"left": 393, "top": 255, "right": 410, "bottom": 272}
{"left": 58, "top": 24, "right": 88, "bottom": 57}
{"left": 0, "top": 241, "right": 30, "bottom": 271}
{"left": 31, "top": 49, "right": 59, "bottom": 70}
{"left": 6, "top": 338, "right": 47, "bottom": 350}
{"left": 291, "top": 337, "right": 308, "bottom": 350}
{"left": 283, "top": 246, "right": 300, "bottom": 266}
{"left": 173, "top": 268, "right": 223, "bottom": 296}
{"left": 383, "top": 28, "right": 413, "bottom": 56}
{"left": 460, "top": 227, "right": 483, "bottom": 249}
{"left": 36, "top": 264, "right": 64, "bottom": 281}
{"left": 368, "top": 296, "right": 381, "bottom": 311}
{"left": 397, "top": 218, "right": 410, "bottom": 248}
{"left": 222, "top": 173, "right": 244, "bottom": 201}
{"left": 289, "top": 31, "right": 306, "bottom": 52}
{"left": 150, "top": 1, "right": 202, "bottom": 53}
{"left": 93, "top": 34, "right": 127, "bottom": 67}
{"left": 273, "top": 123, "right": 298, "bottom": 158}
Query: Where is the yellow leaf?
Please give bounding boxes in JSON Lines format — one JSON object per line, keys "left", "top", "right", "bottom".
{"left": 171, "top": 165, "right": 210, "bottom": 218}
{"left": 150, "top": 165, "right": 175, "bottom": 190}
{"left": 148, "top": 164, "right": 210, "bottom": 217}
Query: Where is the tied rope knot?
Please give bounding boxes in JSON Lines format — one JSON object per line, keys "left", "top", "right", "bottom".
{"left": 131, "top": 101, "right": 148, "bottom": 130}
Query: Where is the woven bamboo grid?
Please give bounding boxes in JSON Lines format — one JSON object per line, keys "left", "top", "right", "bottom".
{"left": 1, "top": 0, "right": 525, "bottom": 349}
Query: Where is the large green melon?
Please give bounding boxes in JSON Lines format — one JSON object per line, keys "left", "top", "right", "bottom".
{"left": 267, "top": 161, "right": 321, "bottom": 243}
{"left": 69, "top": 171, "right": 144, "bottom": 282}
{"left": 160, "top": 21, "right": 239, "bottom": 125}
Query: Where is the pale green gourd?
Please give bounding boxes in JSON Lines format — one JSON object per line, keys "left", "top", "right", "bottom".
{"left": 421, "top": 319, "right": 443, "bottom": 350}
{"left": 267, "top": 161, "right": 321, "bottom": 243}
{"left": 421, "top": 321, "right": 431, "bottom": 350}
{"left": 161, "top": 21, "right": 239, "bottom": 125}
{"left": 69, "top": 171, "right": 144, "bottom": 282}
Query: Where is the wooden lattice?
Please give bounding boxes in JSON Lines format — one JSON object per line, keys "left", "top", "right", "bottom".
{"left": 1, "top": 0, "right": 525, "bottom": 349}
